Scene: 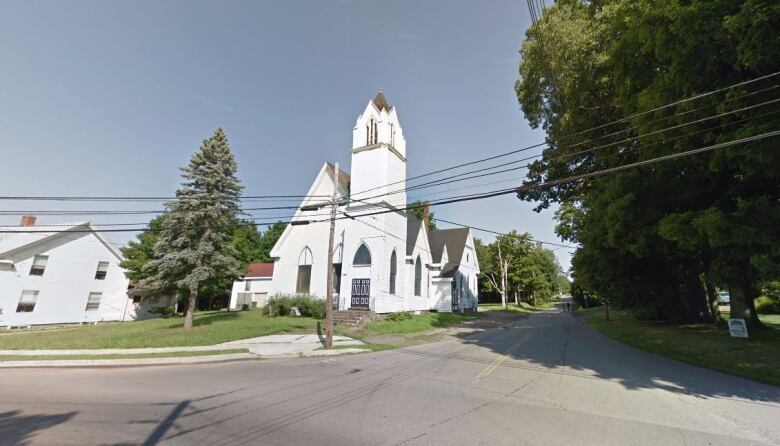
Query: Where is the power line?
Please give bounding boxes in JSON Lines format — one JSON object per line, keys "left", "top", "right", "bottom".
{"left": 435, "top": 218, "right": 575, "bottom": 249}
{"left": 0, "top": 130, "right": 780, "bottom": 233}
{"left": 1, "top": 74, "right": 776, "bottom": 212}
{"left": 346, "top": 100, "right": 780, "bottom": 205}
{"left": 2, "top": 130, "right": 776, "bottom": 234}
{"left": 330, "top": 129, "right": 780, "bottom": 224}
{"left": 347, "top": 71, "right": 780, "bottom": 200}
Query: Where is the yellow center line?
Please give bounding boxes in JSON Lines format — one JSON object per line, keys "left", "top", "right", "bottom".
{"left": 474, "top": 331, "right": 534, "bottom": 382}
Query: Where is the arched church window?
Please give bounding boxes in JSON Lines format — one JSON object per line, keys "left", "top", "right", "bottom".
{"left": 414, "top": 255, "right": 422, "bottom": 296}
{"left": 353, "top": 243, "right": 372, "bottom": 266}
{"left": 389, "top": 250, "right": 397, "bottom": 294}
{"left": 297, "top": 247, "right": 313, "bottom": 294}
{"left": 366, "top": 118, "right": 378, "bottom": 145}
{"left": 332, "top": 244, "right": 343, "bottom": 295}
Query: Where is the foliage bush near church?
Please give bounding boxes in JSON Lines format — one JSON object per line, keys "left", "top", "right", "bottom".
{"left": 265, "top": 295, "right": 326, "bottom": 319}
{"left": 385, "top": 311, "right": 413, "bottom": 322}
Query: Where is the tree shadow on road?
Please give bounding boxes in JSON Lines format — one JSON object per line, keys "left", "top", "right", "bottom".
{"left": 0, "top": 410, "right": 77, "bottom": 445}
{"left": 448, "top": 311, "right": 780, "bottom": 404}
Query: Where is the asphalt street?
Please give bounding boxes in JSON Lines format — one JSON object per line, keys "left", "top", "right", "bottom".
{"left": 1, "top": 310, "right": 778, "bottom": 445}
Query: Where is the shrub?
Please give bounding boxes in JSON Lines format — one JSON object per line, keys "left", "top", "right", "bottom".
{"left": 149, "top": 306, "right": 175, "bottom": 317}
{"left": 755, "top": 296, "right": 779, "bottom": 314}
{"left": 632, "top": 306, "right": 661, "bottom": 321}
{"left": 265, "top": 295, "right": 325, "bottom": 319}
{"left": 385, "top": 311, "right": 413, "bottom": 322}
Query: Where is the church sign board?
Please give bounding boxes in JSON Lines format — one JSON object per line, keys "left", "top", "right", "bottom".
{"left": 351, "top": 278, "right": 370, "bottom": 309}
{"left": 728, "top": 319, "right": 749, "bottom": 338}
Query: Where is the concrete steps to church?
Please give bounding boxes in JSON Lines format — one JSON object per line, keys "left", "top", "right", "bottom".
{"left": 333, "top": 310, "right": 375, "bottom": 326}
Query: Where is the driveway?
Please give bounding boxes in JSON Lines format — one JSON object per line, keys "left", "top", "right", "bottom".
{"left": 0, "top": 310, "right": 778, "bottom": 445}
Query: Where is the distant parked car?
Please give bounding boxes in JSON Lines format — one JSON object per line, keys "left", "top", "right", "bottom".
{"left": 718, "top": 291, "right": 730, "bottom": 304}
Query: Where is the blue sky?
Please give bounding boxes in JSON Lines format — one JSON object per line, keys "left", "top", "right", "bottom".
{"left": 0, "top": 0, "right": 572, "bottom": 270}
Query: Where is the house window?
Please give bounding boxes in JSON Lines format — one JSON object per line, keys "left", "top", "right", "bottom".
{"left": 353, "top": 243, "right": 372, "bottom": 266}
{"left": 414, "top": 255, "right": 422, "bottom": 296}
{"left": 95, "top": 261, "right": 109, "bottom": 280}
{"left": 297, "top": 247, "right": 313, "bottom": 294}
{"left": 389, "top": 250, "right": 397, "bottom": 294}
{"left": 86, "top": 292, "right": 102, "bottom": 311}
{"left": 16, "top": 290, "right": 39, "bottom": 312}
{"left": 29, "top": 255, "right": 48, "bottom": 276}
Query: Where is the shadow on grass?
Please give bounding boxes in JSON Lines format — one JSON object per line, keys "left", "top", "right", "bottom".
{"left": 0, "top": 410, "right": 77, "bottom": 445}
{"left": 192, "top": 311, "right": 240, "bottom": 327}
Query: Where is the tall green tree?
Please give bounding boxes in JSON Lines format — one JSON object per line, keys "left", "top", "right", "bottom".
{"left": 141, "top": 127, "right": 243, "bottom": 329}
{"left": 256, "top": 221, "right": 286, "bottom": 262}
{"left": 120, "top": 215, "right": 167, "bottom": 284}
{"left": 408, "top": 200, "right": 437, "bottom": 230}
{"left": 515, "top": 0, "right": 780, "bottom": 327}
{"left": 476, "top": 232, "right": 566, "bottom": 307}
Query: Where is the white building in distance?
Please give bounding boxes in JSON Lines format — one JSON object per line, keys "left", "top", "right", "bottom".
{"left": 0, "top": 216, "right": 131, "bottom": 327}
{"left": 269, "top": 92, "right": 480, "bottom": 313}
{"left": 229, "top": 262, "right": 274, "bottom": 310}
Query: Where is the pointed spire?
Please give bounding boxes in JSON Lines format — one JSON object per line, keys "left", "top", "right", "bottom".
{"left": 372, "top": 90, "right": 392, "bottom": 112}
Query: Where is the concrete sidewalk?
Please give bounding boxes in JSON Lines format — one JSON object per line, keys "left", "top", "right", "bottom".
{"left": 0, "top": 334, "right": 368, "bottom": 367}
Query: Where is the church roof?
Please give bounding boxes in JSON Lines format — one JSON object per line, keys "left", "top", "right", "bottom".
{"left": 326, "top": 162, "right": 351, "bottom": 194}
{"left": 429, "top": 228, "right": 471, "bottom": 276}
{"left": 372, "top": 90, "right": 392, "bottom": 112}
{"left": 406, "top": 214, "right": 423, "bottom": 256}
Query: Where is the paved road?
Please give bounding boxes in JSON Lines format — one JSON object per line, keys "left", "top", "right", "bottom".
{"left": 1, "top": 310, "right": 779, "bottom": 445}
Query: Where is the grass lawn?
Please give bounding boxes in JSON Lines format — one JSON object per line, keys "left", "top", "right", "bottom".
{"left": 0, "top": 310, "right": 317, "bottom": 350}
{"left": 479, "top": 302, "right": 554, "bottom": 314}
{"left": 0, "top": 348, "right": 249, "bottom": 362}
{"left": 580, "top": 307, "right": 780, "bottom": 386}
{"left": 336, "top": 312, "right": 481, "bottom": 349}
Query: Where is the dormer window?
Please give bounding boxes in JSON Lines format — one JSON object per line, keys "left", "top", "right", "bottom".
{"left": 366, "top": 118, "right": 378, "bottom": 145}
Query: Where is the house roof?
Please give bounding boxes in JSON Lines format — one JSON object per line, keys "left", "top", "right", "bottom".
{"left": 372, "top": 90, "right": 392, "bottom": 112}
{"left": 429, "top": 227, "right": 470, "bottom": 265}
{"left": 0, "top": 222, "right": 124, "bottom": 261}
{"left": 245, "top": 262, "right": 274, "bottom": 278}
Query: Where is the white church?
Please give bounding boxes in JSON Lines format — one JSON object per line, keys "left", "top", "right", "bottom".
{"left": 269, "top": 92, "right": 480, "bottom": 313}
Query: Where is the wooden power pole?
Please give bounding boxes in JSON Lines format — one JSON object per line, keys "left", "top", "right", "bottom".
{"left": 324, "top": 163, "right": 339, "bottom": 349}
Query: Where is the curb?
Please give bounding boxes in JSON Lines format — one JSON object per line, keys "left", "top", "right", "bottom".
{"left": 0, "top": 347, "right": 370, "bottom": 369}
{"left": 0, "top": 353, "right": 257, "bottom": 368}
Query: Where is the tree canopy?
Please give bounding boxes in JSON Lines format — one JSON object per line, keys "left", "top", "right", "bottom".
{"left": 476, "top": 232, "right": 567, "bottom": 305}
{"left": 515, "top": 0, "right": 780, "bottom": 326}
{"left": 137, "top": 127, "right": 244, "bottom": 329}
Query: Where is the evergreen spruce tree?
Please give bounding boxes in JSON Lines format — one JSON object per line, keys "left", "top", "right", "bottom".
{"left": 141, "top": 127, "right": 243, "bottom": 329}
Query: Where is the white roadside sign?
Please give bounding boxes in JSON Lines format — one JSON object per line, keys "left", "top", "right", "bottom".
{"left": 728, "top": 319, "right": 749, "bottom": 338}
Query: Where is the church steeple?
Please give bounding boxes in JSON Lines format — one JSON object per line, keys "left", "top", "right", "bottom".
{"left": 350, "top": 91, "right": 407, "bottom": 207}
{"left": 372, "top": 90, "right": 392, "bottom": 112}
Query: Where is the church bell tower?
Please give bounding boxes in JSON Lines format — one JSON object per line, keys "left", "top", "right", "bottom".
{"left": 349, "top": 91, "right": 407, "bottom": 208}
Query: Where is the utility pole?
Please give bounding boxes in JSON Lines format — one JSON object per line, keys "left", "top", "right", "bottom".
{"left": 324, "top": 163, "right": 339, "bottom": 349}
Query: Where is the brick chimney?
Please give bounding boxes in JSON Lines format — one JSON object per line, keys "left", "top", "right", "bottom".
{"left": 20, "top": 215, "right": 37, "bottom": 227}
{"left": 422, "top": 201, "right": 430, "bottom": 231}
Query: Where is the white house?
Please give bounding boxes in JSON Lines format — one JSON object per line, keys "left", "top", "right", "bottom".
{"left": 229, "top": 262, "right": 274, "bottom": 310}
{"left": 269, "top": 92, "right": 479, "bottom": 313}
{"left": 0, "top": 216, "right": 132, "bottom": 327}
